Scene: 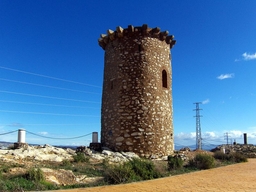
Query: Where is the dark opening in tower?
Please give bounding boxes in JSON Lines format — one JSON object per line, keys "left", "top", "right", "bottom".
{"left": 162, "top": 70, "right": 167, "bottom": 88}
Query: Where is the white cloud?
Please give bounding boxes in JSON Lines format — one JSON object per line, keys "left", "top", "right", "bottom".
{"left": 228, "top": 130, "right": 243, "bottom": 138}
{"left": 203, "top": 131, "right": 216, "bottom": 138}
{"left": 175, "top": 132, "right": 196, "bottom": 140}
{"left": 242, "top": 52, "right": 256, "bottom": 60}
{"left": 38, "top": 131, "right": 48, "bottom": 135}
{"left": 217, "top": 73, "right": 234, "bottom": 80}
{"left": 202, "top": 99, "right": 210, "bottom": 104}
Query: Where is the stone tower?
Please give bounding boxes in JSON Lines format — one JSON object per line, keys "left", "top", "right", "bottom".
{"left": 98, "top": 24, "right": 176, "bottom": 158}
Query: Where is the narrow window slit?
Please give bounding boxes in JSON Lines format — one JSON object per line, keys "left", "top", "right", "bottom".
{"left": 162, "top": 70, "right": 167, "bottom": 88}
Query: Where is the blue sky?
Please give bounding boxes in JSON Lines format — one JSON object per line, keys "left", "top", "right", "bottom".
{"left": 0, "top": 0, "right": 255, "bottom": 148}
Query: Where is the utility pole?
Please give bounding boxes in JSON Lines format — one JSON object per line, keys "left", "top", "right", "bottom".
{"left": 194, "top": 102, "right": 202, "bottom": 150}
{"left": 224, "top": 132, "right": 229, "bottom": 145}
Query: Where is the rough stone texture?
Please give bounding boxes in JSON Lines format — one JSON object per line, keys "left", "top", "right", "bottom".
{"left": 99, "top": 24, "right": 176, "bottom": 158}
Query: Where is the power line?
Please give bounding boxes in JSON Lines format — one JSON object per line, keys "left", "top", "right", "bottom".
{"left": 0, "top": 65, "right": 101, "bottom": 88}
{"left": 0, "top": 129, "right": 92, "bottom": 140}
{"left": 26, "top": 130, "right": 92, "bottom": 140}
{"left": 0, "top": 90, "right": 100, "bottom": 104}
{"left": 0, "top": 100, "right": 100, "bottom": 109}
{"left": 0, "top": 130, "right": 18, "bottom": 135}
{"left": 0, "top": 109, "right": 100, "bottom": 117}
{"left": 0, "top": 123, "right": 99, "bottom": 127}
{"left": 0, "top": 78, "right": 101, "bottom": 95}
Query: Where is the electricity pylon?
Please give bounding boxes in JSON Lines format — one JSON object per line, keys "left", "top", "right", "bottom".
{"left": 194, "top": 102, "right": 202, "bottom": 150}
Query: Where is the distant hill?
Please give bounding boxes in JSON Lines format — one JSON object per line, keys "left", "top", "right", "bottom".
{"left": 1, "top": 141, "right": 218, "bottom": 151}
{"left": 0, "top": 141, "right": 78, "bottom": 150}
{"left": 174, "top": 144, "right": 219, "bottom": 151}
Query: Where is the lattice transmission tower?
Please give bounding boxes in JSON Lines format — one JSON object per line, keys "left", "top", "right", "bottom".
{"left": 194, "top": 102, "right": 202, "bottom": 150}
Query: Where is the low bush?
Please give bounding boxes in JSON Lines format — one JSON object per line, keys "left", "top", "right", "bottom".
{"left": 167, "top": 155, "right": 183, "bottom": 170}
{"left": 3, "top": 177, "right": 58, "bottom": 191}
{"left": 189, "top": 153, "right": 215, "bottom": 169}
{"left": 104, "top": 163, "right": 137, "bottom": 184}
{"left": 128, "top": 158, "right": 162, "bottom": 180}
{"left": 25, "top": 168, "right": 45, "bottom": 182}
{"left": 104, "top": 158, "right": 162, "bottom": 184}
{"left": 214, "top": 151, "right": 248, "bottom": 163}
{"left": 214, "top": 151, "right": 229, "bottom": 161}
{"left": 228, "top": 152, "right": 248, "bottom": 163}
{"left": 62, "top": 159, "right": 72, "bottom": 166}
{"left": 73, "top": 152, "right": 89, "bottom": 163}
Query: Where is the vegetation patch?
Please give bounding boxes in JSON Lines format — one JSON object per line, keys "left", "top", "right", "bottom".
{"left": 167, "top": 155, "right": 183, "bottom": 170}
{"left": 0, "top": 149, "right": 249, "bottom": 191}
{"left": 73, "top": 152, "right": 90, "bottom": 163}
{"left": 214, "top": 151, "right": 248, "bottom": 163}
{"left": 25, "top": 168, "right": 45, "bottom": 182}
{"left": 188, "top": 153, "right": 215, "bottom": 169}
{"left": 104, "top": 158, "right": 162, "bottom": 184}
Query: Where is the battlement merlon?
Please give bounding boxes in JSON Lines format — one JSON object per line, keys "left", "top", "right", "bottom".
{"left": 98, "top": 24, "right": 176, "bottom": 50}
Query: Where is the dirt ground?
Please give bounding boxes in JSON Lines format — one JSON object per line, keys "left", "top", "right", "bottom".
{"left": 46, "top": 158, "right": 256, "bottom": 192}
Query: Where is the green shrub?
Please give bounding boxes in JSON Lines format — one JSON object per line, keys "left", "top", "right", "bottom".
{"left": 126, "top": 158, "right": 162, "bottom": 180}
{"left": 190, "top": 153, "right": 215, "bottom": 169}
{"left": 214, "top": 151, "right": 248, "bottom": 163}
{"left": 104, "top": 163, "right": 137, "bottom": 184}
{"left": 228, "top": 152, "right": 248, "bottom": 163}
{"left": 167, "top": 155, "right": 183, "bottom": 170}
{"left": 104, "top": 158, "right": 162, "bottom": 184}
{"left": 25, "top": 168, "right": 45, "bottom": 182}
{"left": 0, "top": 179, "right": 8, "bottom": 191}
{"left": 73, "top": 152, "right": 89, "bottom": 163}
{"left": 214, "top": 151, "right": 229, "bottom": 161}
{"left": 62, "top": 159, "right": 72, "bottom": 166}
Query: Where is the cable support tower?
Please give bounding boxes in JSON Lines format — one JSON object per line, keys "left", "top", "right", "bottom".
{"left": 224, "top": 132, "right": 229, "bottom": 145}
{"left": 194, "top": 102, "right": 202, "bottom": 150}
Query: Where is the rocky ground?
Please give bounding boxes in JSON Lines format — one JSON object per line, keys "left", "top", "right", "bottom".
{"left": 0, "top": 144, "right": 141, "bottom": 186}
{"left": 0, "top": 143, "right": 255, "bottom": 187}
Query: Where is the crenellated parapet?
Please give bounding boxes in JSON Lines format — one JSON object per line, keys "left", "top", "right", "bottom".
{"left": 98, "top": 24, "right": 176, "bottom": 50}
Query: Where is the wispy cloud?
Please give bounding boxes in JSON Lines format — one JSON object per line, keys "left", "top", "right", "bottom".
{"left": 235, "top": 52, "right": 256, "bottom": 62}
{"left": 38, "top": 131, "right": 48, "bottom": 135}
{"left": 217, "top": 73, "right": 234, "bottom": 80}
{"left": 202, "top": 99, "right": 210, "bottom": 104}
{"left": 8, "top": 123, "right": 24, "bottom": 128}
{"left": 242, "top": 52, "right": 256, "bottom": 60}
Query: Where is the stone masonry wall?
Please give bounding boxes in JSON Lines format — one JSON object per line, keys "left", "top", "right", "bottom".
{"left": 99, "top": 25, "right": 176, "bottom": 158}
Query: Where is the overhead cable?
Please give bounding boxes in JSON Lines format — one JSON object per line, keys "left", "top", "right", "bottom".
{"left": 0, "top": 100, "right": 100, "bottom": 109}
{"left": 0, "top": 78, "right": 101, "bottom": 95}
{"left": 0, "top": 90, "right": 100, "bottom": 104}
{"left": 26, "top": 130, "right": 92, "bottom": 140}
{"left": 0, "top": 109, "right": 100, "bottom": 117}
{"left": 0, "top": 130, "right": 18, "bottom": 135}
{"left": 0, "top": 65, "right": 101, "bottom": 88}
